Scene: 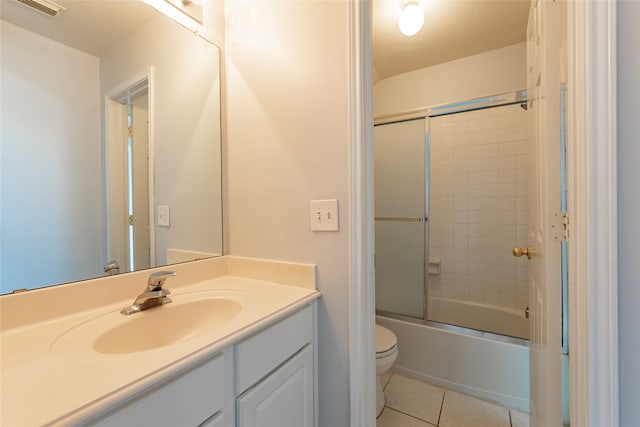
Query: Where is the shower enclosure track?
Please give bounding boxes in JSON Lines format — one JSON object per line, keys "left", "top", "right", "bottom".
{"left": 376, "top": 309, "right": 528, "bottom": 346}
{"left": 374, "top": 90, "right": 527, "bottom": 126}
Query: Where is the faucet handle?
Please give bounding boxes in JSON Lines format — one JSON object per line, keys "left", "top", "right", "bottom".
{"left": 147, "top": 271, "right": 177, "bottom": 290}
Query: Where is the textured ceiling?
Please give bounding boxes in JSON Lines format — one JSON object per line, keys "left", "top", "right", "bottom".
{"left": 1, "top": 0, "right": 157, "bottom": 56}
{"left": 2, "top": 0, "right": 529, "bottom": 76}
{"left": 373, "top": 0, "right": 530, "bottom": 80}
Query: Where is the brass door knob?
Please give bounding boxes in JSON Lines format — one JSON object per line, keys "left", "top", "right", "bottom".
{"left": 512, "top": 246, "right": 532, "bottom": 260}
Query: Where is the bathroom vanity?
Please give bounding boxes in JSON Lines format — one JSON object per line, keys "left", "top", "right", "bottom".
{"left": 0, "top": 257, "right": 320, "bottom": 427}
{"left": 94, "top": 305, "right": 314, "bottom": 427}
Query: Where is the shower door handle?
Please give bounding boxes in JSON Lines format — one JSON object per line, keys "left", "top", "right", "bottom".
{"left": 375, "top": 216, "right": 427, "bottom": 223}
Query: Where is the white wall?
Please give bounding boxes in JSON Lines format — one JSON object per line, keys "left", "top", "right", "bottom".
{"left": 99, "top": 15, "right": 223, "bottom": 266}
{"left": 617, "top": 1, "right": 640, "bottom": 424}
{"left": 0, "top": 21, "right": 103, "bottom": 293}
{"left": 224, "top": 2, "right": 350, "bottom": 425}
{"left": 374, "top": 43, "right": 526, "bottom": 116}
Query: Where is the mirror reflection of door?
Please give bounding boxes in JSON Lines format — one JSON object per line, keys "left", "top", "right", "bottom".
{"left": 106, "top": 77, "right": 153, "bottom": 274}
{"left": 129, "top": 94, "right": 150, "bottom": 271}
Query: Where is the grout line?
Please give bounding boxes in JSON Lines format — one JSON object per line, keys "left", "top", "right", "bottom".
{"left": 383, "top": 407, "right": 437, "bottom": 427}
{"left": 387, "top": 373, "right": 523, "bottom": 426}
{"left": 437, "top": 390, "right": 446, "bottom": 426}
{"left": 383, "top": 372, "right": 394, "bottom": 390}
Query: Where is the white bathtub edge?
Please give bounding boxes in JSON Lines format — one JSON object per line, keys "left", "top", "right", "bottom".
{"left": 377, "top": 315, "right": 530, "bottom": 413}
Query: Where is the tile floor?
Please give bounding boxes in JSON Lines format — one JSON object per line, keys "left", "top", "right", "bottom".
{"left": 377, "top": 372, "right": 530, "bottom": 427}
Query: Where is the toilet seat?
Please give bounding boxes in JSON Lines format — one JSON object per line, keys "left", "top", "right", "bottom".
{"left": 376, "top": 345, "right": 397, "bottom": 360}
{"left": 375, "top": 324, "right": 397, "bottom": 356}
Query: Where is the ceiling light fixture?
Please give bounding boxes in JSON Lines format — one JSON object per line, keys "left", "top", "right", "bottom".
{"left": 142, "top": 0, "right": 201, "bottom": 32}
{"left": 398, "top": 0, "right": 424, "bottom": 36}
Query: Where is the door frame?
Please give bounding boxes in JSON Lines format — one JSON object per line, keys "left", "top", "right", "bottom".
{"left": 347, "top": 1, "right": 618, "bottom": 426}
{"left": 566, "top": 0, "right": 618, "bottom": 425}
{"left": 348, "top": 0, "right": 375, "bottom": 425}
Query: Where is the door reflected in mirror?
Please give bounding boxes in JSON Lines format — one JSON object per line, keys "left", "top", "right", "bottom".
{"left": 107, "top": 79, "right": 152, "bottom": 273}
{"left": 0, "top": 0, "right": 222, "bottom": 294}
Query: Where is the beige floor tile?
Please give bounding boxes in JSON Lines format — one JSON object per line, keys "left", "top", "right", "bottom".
{"left": 384, "top": 373, "right": 444, "bottom": 425}
{"left": 510, "top": 409, "right": 530, "bottom": 427}
{"left": 377, "top": 408, "right": 436, "bottom": 427}
{"left": 439, "top": 390, "right": 510, "bottom": 427}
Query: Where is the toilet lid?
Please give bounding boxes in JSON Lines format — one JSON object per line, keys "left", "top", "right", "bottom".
{"left": 375, "top": 324, "right": 397, "bottom": 354}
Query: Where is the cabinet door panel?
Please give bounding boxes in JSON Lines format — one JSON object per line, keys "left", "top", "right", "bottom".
{"left": 237, "top": 345, "right": 313, "bottom": 427}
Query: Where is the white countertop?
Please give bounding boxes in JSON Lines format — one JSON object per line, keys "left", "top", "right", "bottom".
{"left": 0, "top": 258, "right": 320, "bottom": 427}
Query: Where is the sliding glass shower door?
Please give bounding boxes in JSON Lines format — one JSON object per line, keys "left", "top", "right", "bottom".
{"left": 374, "top": 98, "right": 530, "bottom": 339}
{"left": 373, "top": 118, "right": 428, "bottom": 319}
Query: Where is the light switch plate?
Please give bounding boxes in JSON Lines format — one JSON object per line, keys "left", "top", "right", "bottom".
{"left": 157, "top": 205, "right": 170, "bottom": 227}
{"left": 310, "top": 199, "right": 339, "bottom": 231}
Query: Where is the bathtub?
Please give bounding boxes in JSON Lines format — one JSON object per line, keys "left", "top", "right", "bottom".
{"left": 428, "top": 296, "right": 529, "bottom": 340}
{"left": 377, "top": 312, "right": 530, "bottom": 412}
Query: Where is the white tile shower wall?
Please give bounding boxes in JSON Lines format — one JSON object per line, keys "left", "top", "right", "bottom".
{"left": 428, "top": 104, "right": 529, "bottom": 310}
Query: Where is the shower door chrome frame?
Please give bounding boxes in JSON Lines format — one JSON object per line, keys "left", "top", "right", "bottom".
{"left": 423, "top": 118, "right": 431, "bottom": 321}
{"left": 374, "top": 89, "right": 529, "bottom": 337}
{"left": 374, "top": 90, "right": 527, "bottom": 125}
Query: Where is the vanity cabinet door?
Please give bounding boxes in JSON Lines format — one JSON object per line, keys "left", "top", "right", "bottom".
{"left": 236, "top": 345, "right": 313, "bottom": 427}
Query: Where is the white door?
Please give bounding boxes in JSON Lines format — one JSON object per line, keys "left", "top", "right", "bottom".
{"left": 106, "top": 100, "right": 129, "bottom": 270}
{"left": 106, "top": 77, "right": 152, "bottom": 274}
{"left": 130, "top": 94, "right": 151, "bottom": 270}
{"left": 526, "top": 0, "right": 564, "bottom": 425}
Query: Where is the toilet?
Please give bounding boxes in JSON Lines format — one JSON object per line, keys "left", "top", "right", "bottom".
{"left": 375, "top": 324, "right": 398, "bottom": 416}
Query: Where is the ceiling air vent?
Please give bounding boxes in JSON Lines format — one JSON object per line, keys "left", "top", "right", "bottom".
{"left": 16, "top": 0, "right": 65, "bottom": 18}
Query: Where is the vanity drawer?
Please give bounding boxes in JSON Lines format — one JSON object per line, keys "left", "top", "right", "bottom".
{"left": 236, "top": 305, "right": 312, "bottom": 394}
{"left": 93, "top": 353, "right": 225, "bottom": 427}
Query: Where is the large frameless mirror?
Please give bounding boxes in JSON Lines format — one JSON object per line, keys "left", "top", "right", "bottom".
{"left": 0, "top": 0, "right": 222, "bottom": 294}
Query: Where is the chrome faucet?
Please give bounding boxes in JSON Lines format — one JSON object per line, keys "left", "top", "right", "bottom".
{"left": 121, "top": 271, "right": 177, "bottom": 315}
{"left": 104, "top": 260, "right": 120, "bottom": 276}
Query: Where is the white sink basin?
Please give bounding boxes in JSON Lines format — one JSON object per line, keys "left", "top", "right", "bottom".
{"left": 94, "top": 298, "right": 242, "bottom": 354}
{"left": 50, "top": 290, "right": 253, "bottom": 355}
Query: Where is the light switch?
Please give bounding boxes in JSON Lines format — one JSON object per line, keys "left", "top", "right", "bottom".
{"left": 157, "top": 205, "right": 170, "bottom": 227}
{"left": 310, "top": 199, "right": 339, "bottom": 231}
